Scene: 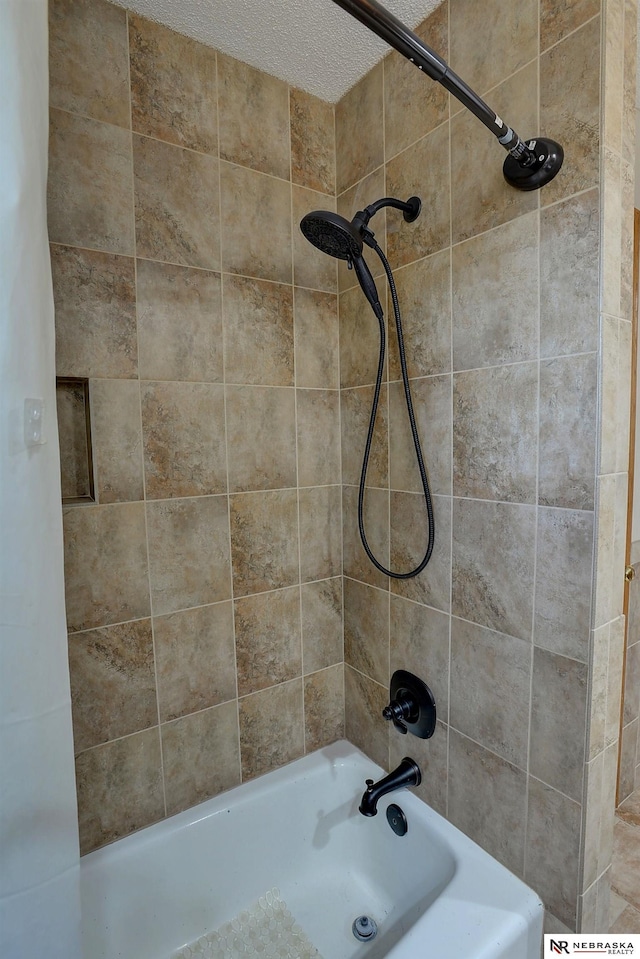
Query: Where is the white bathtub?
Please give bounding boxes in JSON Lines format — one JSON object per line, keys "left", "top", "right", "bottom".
{"left": 80, "top": 740, "right": 543, "bottom": 959}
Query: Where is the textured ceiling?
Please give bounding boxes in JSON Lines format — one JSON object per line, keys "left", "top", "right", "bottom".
{"left": 117, "top": 0, "right": 444, "bottom": 102}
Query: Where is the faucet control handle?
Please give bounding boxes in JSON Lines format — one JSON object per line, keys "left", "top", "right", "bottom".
{"left": 383, "top": 670, "right": 436, "bottom": 740}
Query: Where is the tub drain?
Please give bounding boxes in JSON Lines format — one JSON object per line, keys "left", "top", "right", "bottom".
{"left": 352, "top": 915, "right": 378, "bottom": 942}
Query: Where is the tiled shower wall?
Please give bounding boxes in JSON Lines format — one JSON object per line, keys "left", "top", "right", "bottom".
{"left": 336, "top": 0, "right": 635, "bottom": 933}
{"left": 48, "top": 0, "right": 343, "bottom": 855}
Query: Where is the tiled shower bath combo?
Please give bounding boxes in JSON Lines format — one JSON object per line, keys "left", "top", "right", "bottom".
{"left": 48, "top": 0, "right": 635, "bottom": 942}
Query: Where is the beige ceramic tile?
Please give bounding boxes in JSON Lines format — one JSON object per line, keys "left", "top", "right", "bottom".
{"left": 301, "top": 578, "right": 343, "bottom": 674}
{"left": 162, "top": 701, "right": 241, "bottom": 815}
{"left": 298, "top": 485, "right": 342, "bottom": 583}
{"left": 154, "top": 601, "right": 236, "bottom": 722}
{"left": 624, "top": 642, "right": 640, "bottom": 727}
{"left": 335, "top": 62, "right": 384, "bottom": 195}
{"left": 90, "top": 379, "right": 144, "bottom": 504}
{"left": 134, "top": 134, "right": 220, "bottom": 270}
{"left": 538, "top": 354, "right": 597, "bottom": 510}
{"left": 344, "top": 664, "right": 389, "bottom": 769}
{"left": 304, "top": 665, "right": 345, "bottom": 753}
{"left": 388, "top": 249, "right": 452, "bottom": 380}
{"left": 450, "top": 0, "right": 537, "bottom": 96}
{"left": 56, "top": 380, "right": 92, "bottom": 501}
{"left": 540, "top": 0, "right": 601, "bottom": 50}
{"left": 390, "top": 719, "right": 448, "bottom": 816}
{"left": 337, "top": 167, "right": 386, "bottom": 294}
{"left": 452, "top": 498, "right": 536, "bottom": 641}
{"left": 294, "top": 288, "right": 339, "bottom": 389}
{"left": 386, "top": 124, "right": 451, "bottom": 269}
{"left": 63, "top": 502, "right": 150, "bottom": 632}
{"left": 293, "top": 186, "right": 338, "bottom": 294}
{"left": 223, "top": 275, "right": 294, "bottom": 386}
{"left": 341, "top": 385, "right": 388, "bottom": 489}
{"left": 234, "top": 587, "right": 302, "bottom": 696}
{"left": 344, "top": 579, "right": 389, "bottom": 687}
{"left": 610, "top": 820, "right": 640, "bottom": 912}
{"left": 622, "top": 0, "right": 637, "bottom": 167}
{"left": 239, "top": 680, "right": 304, "bottom": 780}
{"left": 450, "top": 618, "right": 531, "bottom": 768}
{"left": 142, "top": 381, "right": 227, "bottom": 498}
{"left": 534, "top": 508, "right": 594, "bottom": 663}
{"left": 530, "top": 647, "right": 588, "bottom": 802}
{"left": 229, "top": 490, "right": 299, "bottom": 596}
{"left": 390, "top": 492, "right": 451, "bottom": 611}
{"left": 390, "top": 596, "right": 449, "bottom": 719}
{"left": 602, "top": 148, "right": 622, "bottom": 320}
{"left": 49, "top": 0, "right": 130, "bottom": 127}
{"left": 136, "top": 260, "right": 223, "bottom": 383}
{"left": 452, "top": 212, "right": 539, "bottom": 371}
{"left": 620, "top": 721, "right": 639, "bottom": 800}
{"left": 146, "top": 495, "right": 231, "bottom": 615}
{"left": 297, "top": 390, "right": 341, "bottom": 487}
{"left": 389, "top": 374, "right": 452, "bottom": 496}
{"left": 342, "top": 485, "right": 390, "bottom": 591}
{"left": 220, "top": 162, "right": 292, "bottom": 284}
{"left": 339, "top": 284, "right": 388, "bottom": 388}
{"left": 129, "top": 14, "right": 217, "bottom": 154}
{"left": 51, "top": 245, "right": 137, "bottom": 379}
{"left": 225, "top": 386, "right": 296, "bottom": 492}
{"left": 75, "top": 728, "right": 164, "bottom": 854}
{"left": 589, "top": 624, "right": 609, "bottom": 761}
{"left": 453, "top": 362, "right": 537, "bottom": 503}
{"left": 290, "top": 88, "right": 335, "bottom": 194}
{"left": 607, "top": 617, "right": 626, "bottom": 748}
{"left": 68, "top": 619, "right": 157, "bottom": 753}
{"left": 448, "top": 729, "right": 527, "bottom": 877}
{"left": 218, "top": 52, "right": 290, "bottom": 179}
{"left": 384, "top": 3, "right": 448, "bottom": 161}
{"left": 48, "top": 109, "right": 134, "bottom": 255}
{"left": 540, "top": 17, "right": 601, "bottom": 206}
{"left": 602, "top": 0, "right": 624, "bottom": 154}
{"left": 540, "top": 189, "right": 599, "bottom": 359}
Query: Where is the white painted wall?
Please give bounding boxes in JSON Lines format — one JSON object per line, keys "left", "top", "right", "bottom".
{"left": 0, "top": 2, "right": 81, "bottom": 956}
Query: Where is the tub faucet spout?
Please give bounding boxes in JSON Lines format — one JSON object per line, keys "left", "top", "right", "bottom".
{"left": 359, "top": 757, "right": 421, "bottom": 817}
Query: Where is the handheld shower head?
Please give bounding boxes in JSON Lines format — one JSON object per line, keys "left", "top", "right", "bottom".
{"left": 299, "top": 210, "right": 363, "bottom": 261}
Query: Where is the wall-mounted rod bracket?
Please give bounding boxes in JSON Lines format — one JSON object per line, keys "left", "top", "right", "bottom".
{"left": 330, "top": 0, "right": 563, "bottom": 190}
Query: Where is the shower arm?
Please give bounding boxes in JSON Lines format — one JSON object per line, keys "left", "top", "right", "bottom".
{"left": 330, "top": 0, "right": 563, "bottom": 190}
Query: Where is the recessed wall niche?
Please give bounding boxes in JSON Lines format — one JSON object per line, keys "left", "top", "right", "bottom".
{"left": 56, "top": 377, "right": 95, "bottom": 504}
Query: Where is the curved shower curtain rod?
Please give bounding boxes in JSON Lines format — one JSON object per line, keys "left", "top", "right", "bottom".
{"left": 330, "top": 0, "right": 563, "bottom": 191}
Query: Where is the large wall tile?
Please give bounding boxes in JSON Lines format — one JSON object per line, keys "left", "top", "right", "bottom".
{"left": 234, "top": 587, "right": 302, "bottom": 696}
{"left": 335, "top": 62, "right": 383, "bottom": 194}
{"left": 301, "top": 578, "right": 343, "bottom": 674}
{"left": 230, "top": 490, "right": 299, "bottom": 596}
{"left": 63, "top": 502, "right": 150, "bottom": 632}
{"left": 68, "top": 619, "right": 157, "bottom": 752}
{"left": 220, "top": 162, "right": 292, "bottom": 283}
{"left": 226, "top": 386, "right": 296, "bottom": 492}
{"left": 452, "top": 213, "right": 539, "bottom": 371}
{"left": 448, "top": 730, "right": 527, "bottom": 877}
{"left": 299, "top": 486, "right": 342, "bottom": 582}
{"left": 239, "top": 680, "right": 304, "bottom": 780}
{"left": 343, "top": 485, "right": 390, "bottom": 590}
{"left": 341, "top": 385, "right": 388, "bottom": 489}
{"left": 49, "top": 0, "right": 130, "bottom": 127}
{"left": 540, "top": 0, "right": 600, "bottom": 50}
{"left": 304, "top": 666, "right": 344, "bottom": 752}
{"left": 129, "top": 15, "right": 217, "bottom": 154}
{"left": 344, "top": 664, "right": 389, "bottom": 769}
{"left": 390, "top": 720, "right": 448, "bottom": 816}
{"left": 162, "top": 702, "right": 241, "bottom": 816}
{"left": 294, "top": 289, "right": 339, "bottom": 389}
{"left": 223, "top": 275, "right": 294, "bottom": 386}
{"left": 154, "top": 602, "right": 236, "bottom": 722}
{"left": 146, "top": 496, "right": 231, "bottom": 615}
{"left": 530, "top": 647, "right": 588, "bottom": 802}
{"left": 540, "top": 17, "right": 601, "bottom": 205}
{"left": 293, "top": 186, "right": 338, "bottom": 293}
{"left": 538, "top": 354, "right": 597, "bottom": 510}
{"left": 90, "top": 379, "right": 144, "bottom": 504}
{"left": 218, "top": 53, "right": 290, "bottom": 179}
{"left": 344, "top": 578, "right": 389, "bottom": 687}
{"left": 452, "top": 498, "right": 535, "bottom": 640}
{"left": 384, "top": 3, "right": 448, "bottom": 161}
{"left": 390, "top": 375, "right": 452, "bottom": 496}
{"left": 290, "top": 88, "right": 335, "bottom": 194}
{"left": 450, "top": 0, "right": 537, "bottom": 96}
{"left": 339, "top": 286, "right": 387, "bottom": 388}
{"left": 450, "top": 618, "right": 531, "bottom": 768}
{"left": 51, "top": 245, "right": 137, "bottom": 379}
{"left": 337, "top": 167, "right": 386, "bottom": 293}
{"left": 75, "top": 729, "right": 164, "bottom": 854}
{"left": 526, "top": 777, "right": 582, "bottom": 928}
{"left": 134, "top": 135, "right": 220, "bottom": 270}
{"left": 453, "top": 362, "right": 537, "bottom": 503}
{"left": 297, "top": 390, "right": 341, "bottom": 487}
{"left": 534, "top": 508, "right": 594, "bottom": 662}
{"left": 390, "top": 492, "right": 451, "bottom": 610}
{"left": 48, "top": 109, "right": 134, "bottom": 254}
{"left": 390, "top": 596, "right": 449, "bottom": 720}
{"left": 142, "top": 381, "right": 227, "bottom": 498}
{"left": 388, "top": 249, "right": 452, "bottom": 380}
{"left": 136, "top": 260, "right": 223, "bottom": 383}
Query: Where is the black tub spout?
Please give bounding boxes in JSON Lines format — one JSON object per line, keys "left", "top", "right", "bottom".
{"left": 359, "top": 757, "right": 421, "bottom": 817}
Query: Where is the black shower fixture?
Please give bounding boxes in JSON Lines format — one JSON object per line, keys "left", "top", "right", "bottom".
{"left": 329, "top": 0, "right": 563, "bottom": 191}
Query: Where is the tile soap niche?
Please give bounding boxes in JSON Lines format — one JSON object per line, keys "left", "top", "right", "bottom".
{"left": 56, "top": 377, "right": 95, "bottom": 505}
